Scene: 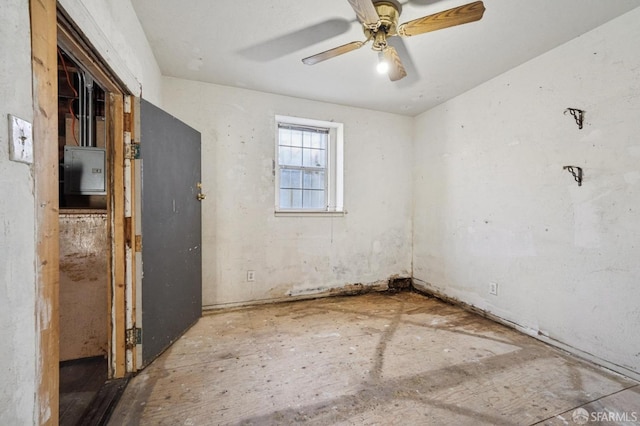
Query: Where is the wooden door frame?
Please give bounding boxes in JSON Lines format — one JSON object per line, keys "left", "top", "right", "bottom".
{"left": 31, "top": 1, "right": 60, "bottom": 423}
{"left": 31, "top": 1, "right": 135, "bottom": 422}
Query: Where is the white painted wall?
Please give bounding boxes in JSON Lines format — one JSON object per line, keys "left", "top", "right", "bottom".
{"left": 412, "top": 7, "right": 640, "bottom": 380}
{"left": 162, "top": 78, "right": 414, "bottom": 306}
{"left": 0, "top": 2, "right": 37, "bottom": 424}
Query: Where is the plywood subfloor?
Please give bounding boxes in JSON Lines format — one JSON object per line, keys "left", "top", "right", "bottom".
{"left": 109, "top": 292, "right": 639, "bottom": 425}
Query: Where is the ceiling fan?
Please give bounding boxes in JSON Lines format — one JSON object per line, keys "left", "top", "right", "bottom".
{"left": 302, "top": 0, "right": 486, "bottom": 81}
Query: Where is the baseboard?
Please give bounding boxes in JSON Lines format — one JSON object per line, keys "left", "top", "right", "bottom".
{"left": 202, "top": 276, "right": 413, "bottom": 313}
{"left": 410, "top": 278, "right": 640, "bottom": 383}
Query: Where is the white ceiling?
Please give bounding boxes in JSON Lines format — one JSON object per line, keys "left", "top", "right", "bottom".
{"left": 130, "top": 0, "right": 639, "bottom": 116}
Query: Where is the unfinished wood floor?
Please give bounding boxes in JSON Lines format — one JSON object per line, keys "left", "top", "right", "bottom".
{"left": 109, "top": 292, "right": 639, "bottom": 425}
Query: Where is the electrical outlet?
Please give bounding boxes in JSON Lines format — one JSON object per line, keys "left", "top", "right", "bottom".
{"left": 489, "top": 282, "right": 498, "bottom": 296}
{"left": 247, "top": 270, "right": 255, "bottom": 282}
{"left": 8, "top": 114, "right": 33, "bottom": 164}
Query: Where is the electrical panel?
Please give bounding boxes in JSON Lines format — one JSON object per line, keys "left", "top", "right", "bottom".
{"left": 63, "top": 146, "right": 106, "bottom": 195}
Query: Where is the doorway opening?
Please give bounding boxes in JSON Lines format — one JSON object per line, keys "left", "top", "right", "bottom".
{"left": 56, "top": 9, "right": 132, "bottom": 424}
{"left": 56, "top": 47, "right": 109, "bottom": 425}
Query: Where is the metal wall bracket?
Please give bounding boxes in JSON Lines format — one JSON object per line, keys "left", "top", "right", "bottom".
{"left": 564, "top": 108, "right": 585, "bottom": 129}
{"left": 563, "top": 166, "right": 583, "bottom": 186}
{"left": 125, "top": 142, "right": 140, "bottom": 160}
{"left": 125, "top": 327, "right": 142, "bottom": 348}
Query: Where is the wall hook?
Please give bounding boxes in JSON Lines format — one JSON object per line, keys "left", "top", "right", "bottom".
{"left": 564, "top": 108, "right": 585, "bottom": 129}
{"left": 563, "top": 166, "right": 583, "bottom": 186}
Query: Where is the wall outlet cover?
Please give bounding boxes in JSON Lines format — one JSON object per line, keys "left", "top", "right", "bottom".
{"left": 8, "top": 114, "right": 33, "bottom": 164}
{"left": 489, "top": 282, "right": 498, "bottom": 296}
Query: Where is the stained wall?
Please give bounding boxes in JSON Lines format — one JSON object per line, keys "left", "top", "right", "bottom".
{"left": 162, "top": 78, "right": 414, "bottom": 306}
{"left": 412, "top": 7, "right": 640, "bottom": 380}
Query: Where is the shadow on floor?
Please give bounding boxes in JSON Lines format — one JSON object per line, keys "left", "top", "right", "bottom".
{"left": 60, "top": 356, "right": 129, "bottom": 426}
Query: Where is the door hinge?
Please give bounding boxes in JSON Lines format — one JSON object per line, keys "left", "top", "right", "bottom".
{"left": 125, "top": 142, "right": 140, "bottom": 160}
{"left": 135, "top": 235, "right": 142, "bottom": 252}
{"left": 126, "top": 327, "right": 142, "bottom": 348}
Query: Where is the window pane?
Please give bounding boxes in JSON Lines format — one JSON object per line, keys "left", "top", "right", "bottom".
{"left": 290, "top": 130, "right": 303, "bottom": 147}
{"left": 280, "top": 169, "right": 302, "bottom": 189}
{"left": 278, "top": 146, "right": 290, "bottom": 166}
{"left": 302, "top": 132, "right": 312, "bottom": 148}
{"left": 303, "top": 148, "right": 326, "bottom": 167}
{"left": 292, "top": 147, "right": 302, "bottom": 166}
{"left": 303, "top": 190, "right": 325, "bottom": 209}
{"left": 302, "top": 148, "right": 309, "bottom": 167}
{"left": 314, "top": 148, "right": 326, "bottom": 167}
{"left": 279, "top": 146, "right": 302, "bottom": 166}
{"left": 310, "top": 132, "right": 327, "bottom": 149}
{"left": 280, "top": 169, "right": 290, "bottom": 189}
{"left": 291, "top": 189, "right": 302, "bottom": 208}
{"left": 303, "top": 171, "right": 311, "bottom": 189}
{"left": 292, "top": 170, "right": 302, "bottom": 189}
{"left": 279, "top": 189, "right": 292, "bottom": 209}
{"left": 279, "top": 128, "right": 291, "bottom": 146}
{"left": 303, "top": 170, "right": 325, "bottom": 190}
{"left": 279, "top": 189, "right": 303, "bottom": 209}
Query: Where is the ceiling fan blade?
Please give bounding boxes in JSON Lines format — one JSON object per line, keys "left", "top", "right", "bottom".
{"left": 302, "top": 41, "right": 365, "bottom": 65}
{"left": 387, "top": 37, "right": 419, "bottom": 85}
{"left": 346, "top": 0, "right": 380, "bottom": 26}
{"left": 383, "top": 46, "right": 407, "bottom": 81}
{"left": 398, "top": 1, "right": 485, "bottom": 37}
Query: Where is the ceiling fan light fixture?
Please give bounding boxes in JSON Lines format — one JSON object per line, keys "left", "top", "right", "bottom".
{"left": 376, "top": 52, "right": 389, "bottom": 74}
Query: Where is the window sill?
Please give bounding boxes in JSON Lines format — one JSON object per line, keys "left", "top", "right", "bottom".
{"left": 274, "top": 210, "right": 346, "bottom": 217}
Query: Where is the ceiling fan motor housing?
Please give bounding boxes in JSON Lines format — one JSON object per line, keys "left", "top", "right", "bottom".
{"left": 366, "top": 0, "right": 402, "bottom": 50}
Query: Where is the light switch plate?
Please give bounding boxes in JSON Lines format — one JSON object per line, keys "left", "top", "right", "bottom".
{"left": 8, "top": 114, "right": 33, "bottom": 164}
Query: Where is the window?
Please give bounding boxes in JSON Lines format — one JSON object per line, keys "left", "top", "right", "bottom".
{"left": 275, "top": 115, "right": 343, "bottom": 213}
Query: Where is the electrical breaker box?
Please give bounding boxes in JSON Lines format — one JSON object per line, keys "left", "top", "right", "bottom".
{"left": 63, "top": 146, "right": 107, "bottom": 195}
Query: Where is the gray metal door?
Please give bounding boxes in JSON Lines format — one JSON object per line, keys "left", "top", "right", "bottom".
{"left": 140, "top": 98, "right": 202, "bottom": 366}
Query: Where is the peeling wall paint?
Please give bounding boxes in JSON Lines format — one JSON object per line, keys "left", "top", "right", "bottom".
{"left": 412, "top": 7, "right": 640, "bottom": 381}
{"left": 162, "top": 78, "right": 414, "bottom": 307}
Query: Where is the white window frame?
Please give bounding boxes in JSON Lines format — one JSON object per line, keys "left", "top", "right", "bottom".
{"left": 275, "top": 115, "right": 344, "bottom": 215}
